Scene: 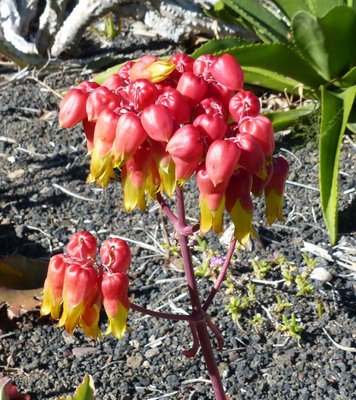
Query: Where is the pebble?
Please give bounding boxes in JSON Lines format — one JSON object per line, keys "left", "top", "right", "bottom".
{"left": 144, "top": 348, "right": 160, "bottom": 359}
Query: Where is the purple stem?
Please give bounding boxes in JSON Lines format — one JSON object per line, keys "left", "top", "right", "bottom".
{"left": 175, "top": 186, "right": 227, "bottom": 400}
{"left": 130, "top": 302, "right": 191, "bottom": 321}
{"left": 203, "top": 239, "right": 237, "bottom": 312}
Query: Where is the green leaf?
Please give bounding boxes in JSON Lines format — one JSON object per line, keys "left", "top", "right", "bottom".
{"left": 264, "top": 104, "right": 316, "bottom": 131}
{"left": 224, "top": 0, "right": 290, "bottom": 42}
{"left": 272, "top": 0, "right": 312, "bottom": 19}
{"left": 307, "top": 0, "right": 346, "bottom": 17}
{"left": 72, "top": 375, "right": 95, "bottom": 400}
{"left": 191, "top": 37, "right": 249, "bottom": 59}
{"left": 338, "top": 66, "right": 356, "bottom": 88}
{"left": 319, "top": 85, "right": 356, "bottom": 244}
{"left": 292, "top": 7, "right": 356, "bottom": 81}
{"left": 226, "top": 43, "right": 325, "bottom": 89}
{"left": 346, "top": 99, "right": 356, "bottom": 133}
{"left": 243, "top": 66, "right": 315, "bottom": 97}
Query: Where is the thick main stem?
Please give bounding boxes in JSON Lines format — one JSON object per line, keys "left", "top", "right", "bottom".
{"left": 175, "top": 186, "right": 226, "bottom": 400}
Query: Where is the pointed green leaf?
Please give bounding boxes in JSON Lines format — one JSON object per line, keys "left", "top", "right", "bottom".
{"left": 72, "top": 375, "right": 95, "bottom": 400}
{"left": 292, "top": 7, "right": 356, "bottom": 81}
{"left": 319, "top": 85, "right": 356, "bottom": 244}
{"left": 264, "top": 104, "right": 316, "bottom": 131}
{"left": 226, "top": 43, "right": 325, "bottom": 88}
{"left": 191, "top": 37, "right": 249, "bottom": 59}
{"left": 223, "top": 0, "right": 290, "bottom": 42}
{"left": 338, "top": 66, "right": 356, "bottom": 88}
{"left": 272, "top": 0, "right": 311, "bottom": 19}
{"left": 307, "top": 0, "right": 346, "bottom": 17}
{"left": 346, "top": 100, "right": 356, "bottom": 132}
{"left": 243, "top": 66, "right": 316, "bottom": 97}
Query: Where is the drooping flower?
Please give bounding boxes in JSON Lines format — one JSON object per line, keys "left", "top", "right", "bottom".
{"left": 100, "top": 238, "right": 132, "bottom": 274}
{"left": 209, "top": 53, "right": 244, "bottom": 91}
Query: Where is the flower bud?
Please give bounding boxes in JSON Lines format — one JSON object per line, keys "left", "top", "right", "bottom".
{"left": 205, "top": 139, "right": 241, "bottom": 186}
{"left": 264, "top": 156, "right": 289, "bottom": 224}
{"left": 40, "top": 254, "right": 67, "bottom": 319}
{"left": 114, "top": 112, "right": 147, "bottom": 167}
{"left": 141, "top": 104, "right": 174, "bottom": 142}
{"left": 193, "top": 54, "right": 217, "bottom": 81}
{"left": 102, "top": 73, "right": 124, "bottom": 91}
{"left": 195, "top": 97, "right": 227, "bottom": 119}
{"left": 251, "top": 162, "right": 274, "bottom": 197}
{"left": 59, "top": 89, "right": 88, "bottom": 128}
{"left": 239, "top": 115, "right": 275, "bottom": 157}
{"left": 101, "top": 271, "right": 130, "bottom": 339}
{"left": 176, "top": 71, "right": 208, "bottom": 107}
{"left": 82, "top": 118, "right": 96, "bottom": 153}
{"left": 100, "top": 238, "right": 131, "bottom": 274}
{"left": 128, "top": 79, "right": 159, "bottom": 110}
{"left": 79, "top": 284, "right": 102, "bottom": 339}
{"left": 193, "top": 114, "right": 227, "bottom": 144}
{"left": 58, "top": 263, "right": 99, "bottom": 334}
{"left": 118, "top": 61, "right": 135, "bottom": 84}
{"left": 66, "top": 231, "right": 97, "bottom": 261}
{"left": 168, "top": 53, "right": 194, "bottom": 80}
{"left": 229, "top": 90, "right": 260, "bottom": 123}
{"left": 209, "top": 53, "right": 244, "bottom": 90}
{"left": 156, "top": 88, "right": 191, "bottom": 123}
{"left": 86, "top": 86, "right": 121, "bottom": 122}
{"left": 235, "top": 132, "right": 266, "bottom": 177}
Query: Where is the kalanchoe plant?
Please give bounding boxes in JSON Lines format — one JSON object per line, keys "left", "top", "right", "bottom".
{"left": 45, "top": 52, "right": 289, "bottom": 399}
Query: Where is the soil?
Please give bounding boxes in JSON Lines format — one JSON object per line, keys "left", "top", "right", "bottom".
{"left": 0, "top": 19, "right": 355, "bottom": 400}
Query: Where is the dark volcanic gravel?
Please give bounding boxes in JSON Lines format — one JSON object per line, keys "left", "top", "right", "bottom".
{"left": 0, "top": 31, "right": 355, "bottom": 400}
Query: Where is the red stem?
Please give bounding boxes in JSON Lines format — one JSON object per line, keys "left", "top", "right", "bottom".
{"left": 130, "top": 302, "right": 191, "bottom": 321}
{"left": 203, "top": 239, "right": 237, "bottom": 311}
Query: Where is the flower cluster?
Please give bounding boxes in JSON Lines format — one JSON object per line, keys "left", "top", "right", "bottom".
{"left": 59, "top": 52, "right": 289, "bottom": 245}
{"left": 40, "top": 231, "right": 131, "bottom": 339}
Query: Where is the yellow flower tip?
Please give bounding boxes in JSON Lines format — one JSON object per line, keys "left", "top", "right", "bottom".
{"left": 40, "top": 290, "right": 62, "bottom": 319}
{"left": 89, "top": 151, "right": 115, "bottom": 188}
{"left": 147, "top": 61, "right": 176, "bottom": 83}
{"left": 265, "top": 189, "right": 284, "bottom": 225}
{"left": 105, "top": 302, "right": 129, "bottom": 339}
{"left": 57, "top": 302, "right": 85, "bottom": 335}
{"left": 229, "top": 200, "right": 254, "bottom": 246}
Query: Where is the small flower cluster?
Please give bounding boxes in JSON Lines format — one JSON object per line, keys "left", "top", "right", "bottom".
{"left": 40, "top": 231, "right": 131, "bottom": 339}
{"left": 59, "top": 53, "right": 289, "bottom": 245}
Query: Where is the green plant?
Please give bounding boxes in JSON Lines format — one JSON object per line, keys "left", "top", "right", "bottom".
{"left": 275, "top": 294, "right": 292, "bottom": 313}
{"left": 250, "top": 257, "right": 272, "bottom": 279}
{"left": 280, "top": 313, "right": 304, "bottom": 339}
{"left": 195, "top": 0, "right": 356, "bottom": 244}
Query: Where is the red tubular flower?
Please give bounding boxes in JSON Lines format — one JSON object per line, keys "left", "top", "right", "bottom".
{"left": 87, "top": 109, "right": 120, "bottom": 187}
{"left": 58, "top": 262, "right": 99, "bottom": 335}
{"left": 205, "top": 139, "right": 241, "bottom": 186}
{"left": 100, "top": 238, "right": 132, "bottom": 274}
{"left": 114, "top": 111, "right": 147, "bottom": 167}
{"left": 195, "top": 97, "right": 227, "bottom": 119}
{"left": 128, "top": 79, "right": 159, "bottom": 110}
{"left": 156, "top": 88, "right": 191, "bottom": 124}
{"left": 206, "top": 81, "right": 233, "bottom": 111}
{"left": 264, "top": 156, "right": 289, "bottom": 224}
{"left": 168, "top": 52, "right": 194, "bottom": 81}
{"left": 239, "top": 115, "right": 275, "bottom": 157}
{"left": 59, "top": 89, "right": 89, "bottom": 128}
{"left": 121, "top": 144, "right": 154, "bottom": 211}
{"left": 229, "top": 90, "right": 260, "bottom": 123}
{"left": 193, "top": 54, "right": 217, "bottom": 81}
{"left": 196, "top": 165, "right": 227, "bottom": 234}
{"left": 40, "top": 254, "right": 67, "bottom": 319}
{"left": 176, "top": 71, "right": 208, "bottom": 107}
{"left": 86, "top": 86, "right": 121, "bottom": 122}
{"left": 141, "top": 104, "right": 174, "bottom": 142}
{"left": 193, "top": 114, "right": 227, "bottom": 145}
{"left": 209, "top": 53, "right": 244, "bottom": 91}
{"left": 101, "top": 271, "right": 130, "bottom": 339}
{"left": 235, "top": 132, "right": 266, "bottom": 177}
{"left": 66, "top": 231, "right": 97, "bottom": 261}
{"left": 102, "top": 73, "right": 124, "bottom": 91}
{"left": 166, "top": 124, "right": 204, "bottom": 181}
{"left": 225, "top": 168, "right": 257, "bottom": 245}
{"left": 79, "top": 283, "right": 102, "bottom": 339}
{"left": 82, "top": 118, "right": 96, "bottom": 153}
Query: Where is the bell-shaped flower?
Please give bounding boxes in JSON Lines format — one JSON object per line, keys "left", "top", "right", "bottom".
{"left": 58, "top": 262, "right": 99, "bottom": 335}
{"left": 193, "top": 54, "right": 217, "bottom": 81}
{"left": 40, "top": 254, "right": 67, "bottom": 319}
{"left": 235, "top": 133, "right": 266, "bottom": 178}
{"left": 166, "top": 124, "right": 204, "bottom": 181}
{"left": 168, "top": 52, "right": 194, "bottom": 80}
{"left": 114, "top": 111, "right": 147, "bottom": 167}
{"left": 264, "top": 156, "right": 289, "bottom": 224}
{"left": 141, "top": 104, "right": 174, "bottom": 142}
{"left": 151, "top": 140, "right": 176, "bottom": 197}
{"left": 196, "top": 165, "right": 227, "bottom": 234}
{"left": 100, "top": 238, "right": 132, "bottom": 274}
{"left": 225, "top": 168, "right": 257, "bottom": 245}
{"left": 118, "top": 61, "right": 135, "bottom": 84}
{"left": 59, "top": 89, "right": 89, "bottom": 128}
{"left": 239, "top": 115, "right": 275, "bottom": 157}
{"left": 86, "top": 86, "right": 121, "bottom": 122}
{"left": 66, "top": 230, "right": 97, "bottom": 261}
{"left": 101, "top": 271, "right": 130, "bottom": 339}
{"left": 121, "top": 144, "right": 153, "bottom": 211}
{"left": 156, "top": 88, "right": 191, "bottom": 124}
{"left": 79, "top": 283, "right": 102, "bottom": 339}
{"left": 209, "top": 53, "right": 244, "bottom": 91}
{"left": 128, "top": 79, "right": 159, "bottom": 111}
{"left": 205, "top": 139, "right": 241, "bottom": 186}
{"left": 82, "top": 118, "right": 96, "bottom": 153}
{"left": 102, "top": 73, "right": 124, "bottom": 91}
{"left": 87, "top": 109, "right": 119, "bottom": 187}
{"left": 229, "top": 90, "right": 260, "bottom": 123}
{"left": 251, "top": 162, "right": 274, "bottom": 197}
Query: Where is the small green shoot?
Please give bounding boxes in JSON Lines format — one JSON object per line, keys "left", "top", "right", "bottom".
{"left": 280, "top": 313, "right": 303, "bottom": 340}
{"left": 250, "top": 258, "right": 271, "bottom": 279}
{"left": 275, "top": 294, "right": 292, "bottom": 313}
